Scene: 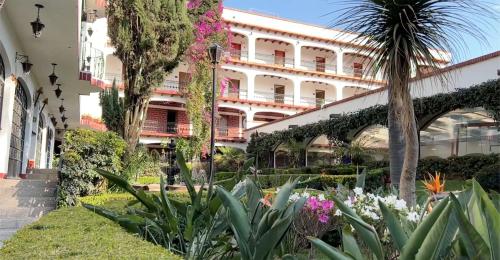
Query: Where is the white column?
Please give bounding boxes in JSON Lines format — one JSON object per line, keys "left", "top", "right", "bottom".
{"left": 0, "top": 77, "right": 16, "bottom": 176}
{"left": 294, "top": 43, "right": 301, "bottom": 68}
{"left": 246, "top": 72, "right": 255, "bottom": 100}
{"left": 336, "top": 50, "right": 344, "bottom": 75}
{"left": 39, "top": 127, "right": 48, "bottom": 168}
{"left": 245, "top": 110, "right": 257, "bottom": 129}
{"left": 293, "top": 78, "right": 301, "bottom": 106}
{"left": 247, "top": 34, "right": 256, "bottom": 61}
{"left": 238, "top": 113, "right": 243, "bottom": 138}
{"left": 336, "top": 85, "right": 344, "bottom": 101}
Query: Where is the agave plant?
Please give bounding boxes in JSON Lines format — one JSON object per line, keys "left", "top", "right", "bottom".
{"left": 217, "top": 178, "right": 307, "bottom": 260}
{"left": 309, "top": 180, "right": 500, "bottom": 259}
{"left": 84, "top": 150, "right": 248, "bottom": 259}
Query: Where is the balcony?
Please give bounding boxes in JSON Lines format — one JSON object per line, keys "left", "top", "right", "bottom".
{"left": 142, "top": 121, "right": 190, "bottom": 136}
{"left": 301, "top": 60, "right": 337, "bottom": 73}
{"left": 228, "top": 48, "right": 249, "bottom": 61}
{"left": 301, "top": 97, "right": 336, "bottom": 108}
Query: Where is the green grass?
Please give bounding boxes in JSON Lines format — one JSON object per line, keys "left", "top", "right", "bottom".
{"left": 134, "top": 176, "right": 161, "bottom": 184}
{"left": 0, "top": 204, "right": 181, "bottom": 259}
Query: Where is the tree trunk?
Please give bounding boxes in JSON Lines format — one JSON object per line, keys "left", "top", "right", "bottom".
{"left": 388, "top": 100, "right": 405, "bottom": 187}
{"left": 399, "top": 99, "right": 419, "bottom": 207}
{"left": 123, "top": 96, "right": 150, "bottom": 156}
{"left": 0, "top": 0, "right": 5, "bottom": 10}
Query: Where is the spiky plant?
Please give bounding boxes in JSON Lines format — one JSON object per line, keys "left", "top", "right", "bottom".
{"left": 332, "top": 0, "right": 493, "bottom": 205}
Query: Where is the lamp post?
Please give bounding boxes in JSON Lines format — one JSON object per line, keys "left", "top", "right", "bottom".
{"left": 207, "top": 43, "right": 223, "bottom": 197}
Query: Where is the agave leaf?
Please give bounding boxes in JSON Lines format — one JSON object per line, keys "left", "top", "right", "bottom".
{"left": 246, "top": 178, "right": 263, "bottom": 220}
{"left": 450, "top": 194, "right": 490, "bottom": 259}
{"left": 308, "top": 237, "right": 354, "bottom": 260}
{"left": 400, "top": 196, "right": 450, "bottom": 259}
{"left": 242, "top": 157, "right": 255, "bottom": 173}
{"left": 95, "top": 169, "right": 158, "bottom": 212}
{"left": 342, "top": 226, "right": 363, "bottom": 260}
{"left": 254, "top": 214, "right": 295, "bottom": 260}
{"left": 84, "top": 204, "right": 144, "bottom": 234}
{"left": 332, "top": 196, "right": 384, "bottom": 260}
{"left": 184, "top": 204, "right": 195, "bottom": 241}
{"left": 415, "top": 196, "right": 458, "bottom": 260}
{"left": 159, "top": 175, "right": 179, "bottom": 234}
{"left": 473, "top": 180, "right": 500, "bottom": 259}
{"left": 378, "top": 200, "right": 408, "bottom": 251}
{"left": 355, "top": 168, "right": 366, "bottom": 188}
{"left": 271, "top": 178, "right": 299, "bottom": 211}
{"left": 176, "top": 150, "right": 196, "bottom": 200}
{"left": 490, "top": 191, "right": 500, "bottom": 212}
{"left": 216, "top": 186, "right": 251, "bottom": 251}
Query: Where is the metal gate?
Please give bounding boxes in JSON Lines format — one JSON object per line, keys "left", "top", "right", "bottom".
{"left": 8, "top": 83, "right": 29, "bottom": 177}
{"left": 46, "top": 128, "right": 53, "bottom": 168}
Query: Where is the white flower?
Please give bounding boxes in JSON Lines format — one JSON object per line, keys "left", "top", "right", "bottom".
{"left": 385, "top": 195, "right": 397, "bottom": 206}
{"left": 301, "top": 192, "right": 310, "bottom": 198}
{"left": 289, "top": 193, "right": 301, "bottom": 202}
{"left": 344, "top": 199, "right": 353, "bottom": 208}
{"left": 394, "top": 199, "right": 407, "bottom": 211}
{"left": 357, "top": 194, "right": 367, "bottom": 201}
{"left": 407, "top": 211, "right": 419, "bottom": 222}
{"left": 275, "top": 188, "right": 281, "bottom": 194}
{"left": 353, "top": 187, "right": 363, "bottom": 195}
{"left": 318, "top": 194, "right": 326, "bottom": 201}
{"left": 334, "top": 209, "right": 342, "bottom": 216}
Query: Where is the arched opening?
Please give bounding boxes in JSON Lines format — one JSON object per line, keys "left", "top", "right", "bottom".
{"left": 229, "top": 32, "right": 248, "bottom": 60}
{"left": 300, "top": 81, "right": 336, "bottom": 107}
{"left": 255, "top": 38, "right": 294, "bottom": 67}
{"left": 306, "top": 135, "right": 338, "bottom": 166}
{"left": 220, "top": 69, "right": 247, "bottom": 99}
{"left": 8, "top": 80, "right": 30, "bottom": 177}
{"left": 342, "top": 86, "right": 370, "bottom": 99}
{"left": 352, "top": 124, "right": 389, "bottom": 161}
{"left": 420, "top": 107, "right": 500, "bottom": 158}
{"left": 274, "top": 140, "right": 305, "bottom": 169}
{"left": 35, "top": 115, "right": 46, "bottom": 168}
{"left": 254, "top": 75, "right": 293, "bottom": 105}
{"left": 343, "top": 53, "right": 374, "bottom": 78}
{"left": 300, "top": 46, "right": 337, "bottom": 73}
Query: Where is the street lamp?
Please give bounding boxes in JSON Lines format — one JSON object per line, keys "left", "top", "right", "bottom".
{"left": 207, "top": 43, "right": 223, "bottom": 197}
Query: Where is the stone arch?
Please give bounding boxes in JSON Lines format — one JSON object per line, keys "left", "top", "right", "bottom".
{"left": 300, "top": 80, "right": 337, "bottom": 107}
{"left": 351, "top": 124, "right": 389, "bottom": 161}
{"left": 300, "top": 45, "right": 338, "bottom": 72}
{"left": 220, "top": 68, "right": 247, "bottom": 98}
{"left": 255, "top": 37, "right": 295, "bottom": 67}
{"left": 305, "top": 134, "right": 338, "bottom": 166}
{"left": 254, "top": 74, "right": 294, "bottom": 105}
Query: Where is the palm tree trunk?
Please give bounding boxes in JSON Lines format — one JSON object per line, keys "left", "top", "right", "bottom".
{"left": 388, "top": 97, "right": 405, "bottom": 187}
{"left": 398, "top": 95, "right": 418, "bottom": 206}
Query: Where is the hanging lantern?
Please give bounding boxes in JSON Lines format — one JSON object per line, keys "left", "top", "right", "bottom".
{"left": 59, "top": 98, "right": 65, "bottom": 113}
{"left": 61, "top": 114, "right": 67, "bottom": 123}
{"left": 64, "top": 123, "right": 68, "bottom": 130}
{"left": 54, "top": 84, "right": 62, "bottom": 98}
{"left": 50, "top": 114, "right": 57, "bottom": 126}
{"left": 30, "top": 4, "right": 45, "bottom": 38}
{"left": 15, "top": 53, "right": 33, "bottom": 74}
{"left": 49, "top": 63, "right": 58, "bottom": 86}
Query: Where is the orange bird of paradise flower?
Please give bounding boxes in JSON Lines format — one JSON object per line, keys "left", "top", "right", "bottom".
{"left": 260, "top": 193, "right": 273, "bottom": 207}
{"left": 422, "top": 172, "right": 445, "bottom": 194}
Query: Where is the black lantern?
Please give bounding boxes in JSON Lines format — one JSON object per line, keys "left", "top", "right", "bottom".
{"left": 54, "top": 84, "right": 62, "bottom": 98}
{"left": 15, "top": 52, "right": 33, "bottom": 74}
{"left": 61, "top": 114, "right": 67, "bottom": 123}
{"left": 50, "top": 114, "right": 57, "bottom": 127}
{"left": 59, "top": 98, "right": 65, "bottom": 113}
{"left": 34, "top": 87, "right": 43, "bottom": 105}
{"left": 208, "top": 43, "right": 224, "bottom": 65}
{"left": 64, "top": 123, "right": 68, "bottom": 130}
{"left": 30, "top": 4, "right": 45, "bottom": 38}
{"left": 87, "top": 27, "right": 93, "bottom": 37}
{"left": 49, "top": 63, "right": 58, "bottom": 86}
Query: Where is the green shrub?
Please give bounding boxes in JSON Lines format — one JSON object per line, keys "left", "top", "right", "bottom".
{"left": 258, "top": 165, "right": 360, "bottom": 176}
{"left": 57, "top": 129, "right": 127, "bottom": 207}
{"left": 214, "top": 171, "right": 236, "bottom": 182}
{"left": 136, "top": 176, "right": 161, "bottom": 184}
{"left": 79, "top": 193, "right": 134, "bottom": 206}
{"left": 476, "top": 163, "right": 500, "bottom": 192}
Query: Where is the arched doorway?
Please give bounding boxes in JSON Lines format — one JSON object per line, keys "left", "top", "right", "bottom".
{"left": 352, "top": 124, "right": 389, "bottom": 161}
{"left": 306, "top": 135, "right": 337, "bottom": 166}
{"left": 8, "top": 81, "right": 30, "bottom": 177}
{"left": 35, "top": 115, "right": 45, "bottom": 167}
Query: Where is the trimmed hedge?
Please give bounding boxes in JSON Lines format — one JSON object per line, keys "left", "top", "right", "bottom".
{"left": 476, "top": 163, "right": 500, "bottom": 192}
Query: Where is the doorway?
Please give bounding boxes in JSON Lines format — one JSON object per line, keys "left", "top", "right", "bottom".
{"left": 315, "top": 90, "right": 325, "bottom": 107}
{"left": 274, "top": 85, "right": 285, "bottom": 104}
{"left": 8, "top": 83, "right": 29, "bottom": 177}
{"left": 166, "top": 110, "right": 177, "bottom": 134}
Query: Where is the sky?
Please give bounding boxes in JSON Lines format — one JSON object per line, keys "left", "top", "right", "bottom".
{"left": 225, "top": 0, "right": 500, "bottom": 64}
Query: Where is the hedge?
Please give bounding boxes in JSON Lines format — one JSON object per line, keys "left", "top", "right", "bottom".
{"left": 247, "top": 79, "right": 500, "bottom": 159}
{"left": 476, "top": 163, "right": 500, "bottom": 192}
{"left": 57, "top": 129, "right": 127, "bottom": 207}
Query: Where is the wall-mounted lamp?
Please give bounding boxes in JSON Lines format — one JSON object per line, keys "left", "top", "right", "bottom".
{"left": 54, "top": 83, "right": 62, "bottom": 98}
{"left": 34, "top": 87, "right": 43, "bottom": 105}
{"left": 39, "top": 98, "right": 48, "bottom": 115}
{"left": 49, "top": 63, "right": 58, "bottom": 86}
{"left": 59, "top": 98, "right": 65, "bottom": 113}
{"left": 15, "top": 52, "right": 33, "bottom": 74}
{"left": 31, "top": 4, "right": 45, "bottom": 38}
{"left": 50, "top": 114, "right": 57, "bottom": 127}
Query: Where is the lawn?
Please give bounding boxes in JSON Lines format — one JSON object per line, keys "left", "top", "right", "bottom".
{"left": 0, "top": 201, "right": 181, "bottom": 259}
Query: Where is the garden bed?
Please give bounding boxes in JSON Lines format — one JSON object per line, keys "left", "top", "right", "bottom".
{"left": 0, "top": 204, "right": 181, "bottom": 259}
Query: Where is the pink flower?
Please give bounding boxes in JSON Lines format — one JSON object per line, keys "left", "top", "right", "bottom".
{"left": 318, "top": 214, "right": 329, "bottom": 223}
{"left": 321, "top": 200, "right": 334, "bottom": 211}
{"left": 307, "top": 197, "right": 319, "bottom": 211}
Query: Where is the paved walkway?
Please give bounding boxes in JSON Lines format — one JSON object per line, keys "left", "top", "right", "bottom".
{"left": 0, "top": 170, "right": 57, "bottom": 247}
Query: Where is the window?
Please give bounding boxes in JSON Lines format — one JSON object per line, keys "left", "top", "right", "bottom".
{"left": 166, "top": 110, "right": 177, "bottom": 134}
{"left": 274, "top": 85, "right": 285, "bottom": 104}
{"left": 353, "top": 63, "right": 363, "bottom": 77}
{"left": 228, "top": 79, "right": 240, "bottom": 98}
{"left": 315, "top": 90, "right": 325, "bottom": 108}
{"left": 315, "top": 57, "right": 326, "bottom": 72}
{"left": 274, "top": 50, "right": 285, "bottom": 66}
{"left": 230, "top": 43, "right": 242, "bottom": 60}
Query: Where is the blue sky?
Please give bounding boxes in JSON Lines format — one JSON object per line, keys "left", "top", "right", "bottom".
{"left": 225, "top": 0, "right": 500, "bottom": 63}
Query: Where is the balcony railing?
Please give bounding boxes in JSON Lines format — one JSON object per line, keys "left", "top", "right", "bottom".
{"left": 301, "top": 97, "right": 336, "bottom": 107}
{"left": 255, "top": 53, "right": 294, "bottom": 67}
{"left": 227, "top": 48, "right": 249, "bottom": 61}
{"left": 102, "top": 73, "right": 187, "bottom": 93}
{"left": 301, "top": 60, "right": 337, "bottom": 73}
{"left": 343, "top": 66, "right": 375, "bottom": 79}
{"left": 142, "top": 121, "right": 190, "bottom": 135}
{"left": 254, "top": 90, "right": 294, "bottom": 105}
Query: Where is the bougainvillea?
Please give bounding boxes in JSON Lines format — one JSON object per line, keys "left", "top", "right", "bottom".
{"left": 182, "top": 0, "right": 230, "bottom": 158}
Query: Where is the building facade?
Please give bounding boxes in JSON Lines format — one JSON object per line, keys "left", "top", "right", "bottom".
{"left": 78, "top": 4, "right": 449, "bottom": 150}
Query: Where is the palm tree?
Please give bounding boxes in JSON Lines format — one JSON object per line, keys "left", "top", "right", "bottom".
{"left": 333, "top": 0, "right": 492, "bottom": 205}
{"left": 214, "top": 146, "right": 246, "bottom": 172}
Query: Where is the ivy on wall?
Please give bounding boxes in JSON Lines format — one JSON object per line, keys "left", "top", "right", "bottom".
{"left": 247, "top": 79, "right": 500, "bottom": 159}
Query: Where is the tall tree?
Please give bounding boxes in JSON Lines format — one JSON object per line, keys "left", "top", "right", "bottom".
{"left": 99, "top": 79, "right": 124, "bottom": 136}
{"left": 333, "top": 0, "right": 491, "bottom": 205}
{"left": 107, "top": 0, "right": 192, "bottom": 154}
